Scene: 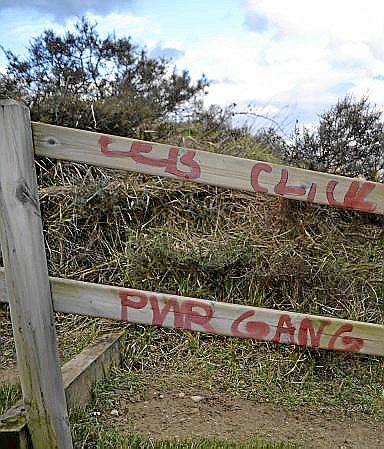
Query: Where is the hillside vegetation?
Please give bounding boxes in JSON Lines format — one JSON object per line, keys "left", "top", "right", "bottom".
{"left": 0, "top": 18, "right": 383, "bottom": 448}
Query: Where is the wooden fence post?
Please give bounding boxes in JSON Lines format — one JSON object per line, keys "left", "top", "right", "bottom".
{"left": 0, "top": 100, "right": 73, "bottom": 449}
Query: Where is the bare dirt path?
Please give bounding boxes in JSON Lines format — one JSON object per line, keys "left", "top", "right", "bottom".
{"left": 107, "top": 387, "right": 384, "bottom": 449}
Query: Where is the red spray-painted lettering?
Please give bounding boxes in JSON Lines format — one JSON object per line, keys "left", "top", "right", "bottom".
{"left": 120, "top": 290, "right": 214, "bottom": 331}
{"left": 274, "top": 169, "right": 306, "bottom": 197}
{"left": 327, "top": 324, "right": 364, "bottom": 353}
{"left": 99, "top": 136, "right": 200, "bottom": 180}
{"left": 119, "top": 289, "right": 147, "bottom": 321}
{"left": 230, "top": 310, "right": 271, "bottom": 338}
{"left": 297, "top": 318, "right": 330, "bottom": 347}
{"left": 250, "top": 162, "right": 377, "bottom": 213}
{"left": 272, "top": 314, "right": 296, "bottom": 344}
{"left": 326, "top": 180, "right": 376, "bottom": 212}
{"left": 99, "top": 136, "right": 377, "bottom": 213}
{"left": 250, "top": 163, "right": 272, "bottom": 193}
{"left": 150, "top": 297, "right": 184, "bottom": 328}
{"left": 307, "top": 183, "right": 317, "bottom": 203}
{"left": 119, "top": 290, "right": 365, "bottom": 354}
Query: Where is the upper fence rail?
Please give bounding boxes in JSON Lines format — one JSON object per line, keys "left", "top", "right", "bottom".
{"left": 32, "top": 122, "right": 384, "bottom": 215}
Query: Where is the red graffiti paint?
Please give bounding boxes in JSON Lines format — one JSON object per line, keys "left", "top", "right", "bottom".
{"left": 326, "top": 180, "right": 347, "bottom": 208}
{"left": 99, "top": 136, "right": 200, "bottom": 180}
{"left": 150, "top": 296, "right": 184, "bottom": 328}
{"left": 250, "top": 163, "right": 272, "bottom": 193}
{"left": 102, "top": 134, "right": 379, "bottom": 215}
{"left": 272, "top": 314, "right": 296, "bottom": 344}
{"left": 327, "top": 180, "right": 376, "bottom": 212}
{"left": 119, "top": 289, "right": 366, "bottom": 355}
{"left": 297, "top": 318, "right": 330, "bottom": 347}
{"left": 181, "top": 300, "right": 215, "bottom": 332}
{"left": 150, "top": 297, "right": 215, "bottom": 331}
{"left": 328, "top": 324, "right": 364, "bottom": 353}
{"left": 165, "top": 148, "right": 201, "bottom": 180}
{"left": 230, "top": 310, "right": 271, "bottom": 339}
{"left": 99, "top": 135, "right": 114, "bottom": 156}
{"left": 120, "top": 291, "right": 215, "bottom": 331}
{"left": 129, "top": 141, "right": 170, "bottom": 167}
{"left": 100, "top": 136, "right": 160, "bottom": 161}
{"left": 249, "top": 160, "right": 377, "bottom": 214}
{"left": 119, "top": 289, "right": 148, "bottom": 321}
{"left": 274, "top": 169, "right": 306, "bottom": 197}
{"left": 343, "top": 181, "right": 376, "bottom": 212}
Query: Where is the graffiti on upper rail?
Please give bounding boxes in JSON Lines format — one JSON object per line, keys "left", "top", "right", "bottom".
{"left": 99, "top": 135, "right": 200, "bottom": 180}
{"left": 251, "top": 163, "right": 376, "bottom": 212}
{"left": 99, "top": 136, "right": 377, "bottom": 213}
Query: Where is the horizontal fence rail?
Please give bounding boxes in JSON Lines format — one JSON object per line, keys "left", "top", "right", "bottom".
{"left": 33, "top": 122, "right": 384, "bottom": 215}
{"left": 0, "top": 270, "right": 383, "bottom": 356}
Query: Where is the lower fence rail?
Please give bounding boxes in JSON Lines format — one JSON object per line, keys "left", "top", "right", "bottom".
{"left": 0, "top": 269, "right": 382, "bottom": 357}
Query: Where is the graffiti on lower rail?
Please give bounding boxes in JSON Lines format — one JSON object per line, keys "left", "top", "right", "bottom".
{"left": 119, "top": 290, "right": 365, "bottom": 353}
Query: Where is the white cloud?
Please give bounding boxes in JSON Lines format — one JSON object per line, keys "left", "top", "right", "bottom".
{"left": 170, "top": 1, "right": 384, "bottom": 129}
{"left": 246, "top": 0, "right": 384, "bottom": 42}
{"left": 175, "top": 33, "right": 345, "bottom": 128}
{"left": 85, "top": 12, "right": 149, "bottom": 36}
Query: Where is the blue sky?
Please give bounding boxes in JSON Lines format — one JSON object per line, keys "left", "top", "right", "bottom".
{"left": 1, "top": 0, "right": 384, "bottom": 134}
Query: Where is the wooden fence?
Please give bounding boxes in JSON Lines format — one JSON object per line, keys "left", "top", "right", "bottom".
{"left": 0, "top": 99, "right": 383, "bottom": 449}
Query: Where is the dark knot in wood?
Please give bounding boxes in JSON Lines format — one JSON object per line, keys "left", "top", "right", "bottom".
{"left": 16, "top": 181, "right": 29, "bottom": 204}
{"left": 16, "top": 180, "right": 40, "bottom": 215}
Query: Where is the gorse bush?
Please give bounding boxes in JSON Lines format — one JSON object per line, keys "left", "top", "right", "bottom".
{"left": 3, "top": 17, "right": 383, "bottom": 184}
{"left": 0, "top": 17, "right": 207, "bottom": 139}
{"left": 285, "top": 95, "right": 384, "bottom": 181}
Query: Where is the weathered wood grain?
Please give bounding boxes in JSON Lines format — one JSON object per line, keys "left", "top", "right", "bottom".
{"left": 32, "top": 122, "right": 384, "bottom": 215}
{"left": 0, "top": 101, "right": 73, "bottom": 449}
{"left": 0, "top": 271, "right": 382, "bottom": 356}
{"left": 0, "top": 332, "right": 123, "bottom": 449}
{"left": 62, "top": 332, "right": 122, "bottom": 408}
